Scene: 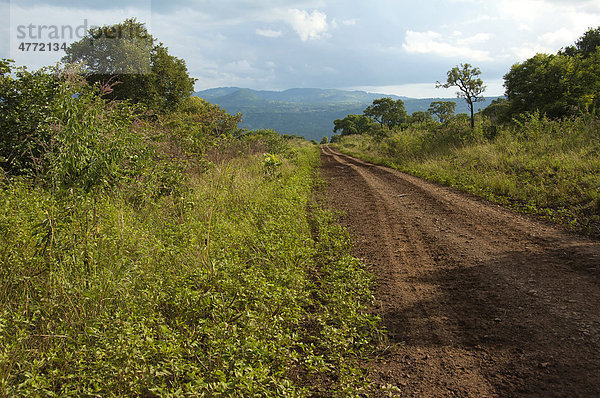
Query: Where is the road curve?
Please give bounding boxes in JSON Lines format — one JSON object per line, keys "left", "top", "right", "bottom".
{"left": 320, "top": 146, "right": 600, "bottom": 397}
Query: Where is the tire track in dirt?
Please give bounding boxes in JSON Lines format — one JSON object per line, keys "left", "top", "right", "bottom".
{"left": 320, "top": 146, "right": 600, "bottom": 397}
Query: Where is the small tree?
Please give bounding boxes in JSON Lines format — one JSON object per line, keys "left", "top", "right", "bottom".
{"left": 330, "top": 134, "right": 342, "bottom": 143}
{"left": 363, "top": 97, "right": 407, "bottom": 128}
{"left": 481, "top": 98, "right": 510, "bottom": 124}
{"left": 428, "top": 101, "right": 456, "bottom": 124}
{"left": 63, "top": 18, "right": 195, "bottom": 113}
{"left": 320, "top": 136, "right": 329, "bottom": 144}
{"left": 333, "top": 114, "right": 375, "bottom": 136}
{"left": 437, "top": 63, "right": 486, "bottom": 129}
{"left": 409, "top": 111, "right": 432, "bottom": 125}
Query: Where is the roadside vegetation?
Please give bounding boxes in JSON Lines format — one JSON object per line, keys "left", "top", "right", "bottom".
{"left": 331, "top": 27, "right": 600, "bottom": 236}
{"left": 0, "top": 19, "right": 380, "bottom": 396}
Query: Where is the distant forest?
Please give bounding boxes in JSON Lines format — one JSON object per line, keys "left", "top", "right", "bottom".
{"left": 195, "top": 87, "right": 502, "bottom": 141}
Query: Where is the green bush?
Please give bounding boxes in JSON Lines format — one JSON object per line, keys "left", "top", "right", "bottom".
{"left": 0, "top": 60, "right": 61, "bottom": 176}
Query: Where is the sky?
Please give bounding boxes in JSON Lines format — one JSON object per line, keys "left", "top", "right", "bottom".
{"left": 2, "top": 0, "right": 600, "bottom": 98}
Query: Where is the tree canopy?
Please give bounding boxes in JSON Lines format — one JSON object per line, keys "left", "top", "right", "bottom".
{"left": 408, "top": 111, "right": 433, "bottom": 125}
{"left": 63, "top": 18, "right": 195, "bottom": 113}
{"left": 428, "top": 101, "right": 456, "bottom": 124}
{"left": 333, "top": 114, "right": 376, "bottom": 136}
{"left": 363, "top": 97, "right": 407, "bottom": 128}
{"left": 503, "top": 27, "right": 600, "bottom": 119}
{"left": 562, "top": 27, "right": 600, "bottom": 58}
{"left": 437, "top": 63, "right": 485, "bottom": 128}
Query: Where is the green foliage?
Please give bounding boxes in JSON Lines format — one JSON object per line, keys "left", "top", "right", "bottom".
{"left": 0, "top": 61, "right": 154, "bottom": 193}
{"left": 0, "top": 60, "right": 60, "bottom": 176}
{"left": 408, "top": 110, "right": 433, "bottom": 125}
{"left": 149, "top": 44, "right": 197, "bottom": 112}
{"left": 1, "top": 47, "right": 381, "bottom": 395}
{"left": 320, "top": 136, "right": 329, "bottom": 144}
{"left": 240, "top": 129, "right": 294, "bottom": 156}
{"left": 262, "top": 152, "right": 282, "bottom": 177}
{"left": 0, "top": 147, "right": 379, "bottom": 396}
{"left": 437, "top": 63, "right": 486, "bottom": 128}
{"left": 330, "top": 134, "right": 342, "bottom": 144}
{"left": 333, "top": 114, "right": 376, "bottom": 136}
{"left": 363, "top": 97, "right": 407, "bottom": 128}
{"left": 562, "top": 26, "right": 600, "bottom": 58}
{"left": 43, "top": 69, "right": 153, "bottom": 193}
{"left": 163, "top": 96, "right": 242, "bottom": 158}
{"left": 63, "top": 18, "right": 152, "bottom": 75}
{"left": 504, "top": 27, "right": 600, "bottom": 119}
{"left": 504, "top": 53, "right": 577, "bottom": 118}
{"left": 63, "top": 18, "right": 195, "bottom": 113}
{"left": 481, "top": 98, "right": 510, "bottom": 124}
{"left": 428, "top": 101, "right": 456, "bottom": 124}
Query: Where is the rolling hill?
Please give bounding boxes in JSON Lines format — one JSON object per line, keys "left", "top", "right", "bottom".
{"left": 194, "top": 87, "right": 502, "bottom": 141}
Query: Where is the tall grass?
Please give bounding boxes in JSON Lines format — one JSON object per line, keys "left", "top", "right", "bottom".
{"left": 334, "top": 114, "right": 600, "bottom": 235}
{"left": 0, "top": 146, "right": 380, "bottom": 396}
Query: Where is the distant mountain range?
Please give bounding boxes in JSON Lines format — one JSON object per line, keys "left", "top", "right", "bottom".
{"left": 194, "top": 87, "right": 502, "bottom": 141}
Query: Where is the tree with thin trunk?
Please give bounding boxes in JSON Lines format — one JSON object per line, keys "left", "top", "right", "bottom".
{"left": 436, "top": 63, "right": 486, "bottom": 129}
{"left": 428, "top": 101, "right": 456, "bottom": 124}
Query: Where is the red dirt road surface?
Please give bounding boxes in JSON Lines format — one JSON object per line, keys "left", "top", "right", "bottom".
{"left": 320, "top": 146, "right": 600, "bottom": 397}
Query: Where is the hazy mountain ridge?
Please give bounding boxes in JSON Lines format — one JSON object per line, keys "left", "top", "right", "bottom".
{"left": 194, "top": 87, "right": 501, "bottom": 140}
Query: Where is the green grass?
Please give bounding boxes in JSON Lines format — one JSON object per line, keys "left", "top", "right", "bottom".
{"left": 334, "top": 114, "right": 600, "bottom": 235}
{"left": 0, "top": 145, "right": 380, "bottom": 397}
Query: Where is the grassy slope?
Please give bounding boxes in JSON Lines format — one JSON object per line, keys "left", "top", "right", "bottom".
{"left": 0, "top": 146, "right": 380, "bottom": 396}
{"left": 334, "top": 115, "right": 600, "bottom": 236}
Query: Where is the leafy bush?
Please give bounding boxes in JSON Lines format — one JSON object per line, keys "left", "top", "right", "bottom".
{"left": 163, "top": 97, "right": 242, "bottom": 158}
{"left": 42, "top": 66, "right": 152, "bottom": 193}
{"left": 263, "top": 153, "right": 282, "bottom": 177}
{"left": 1, "top": 62, "right": 151, "bottom": 192}
{"left": 0, "top": 60, "right": 61, "bottom": 176}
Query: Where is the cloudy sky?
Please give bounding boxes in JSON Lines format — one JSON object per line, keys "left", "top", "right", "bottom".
{"left": 2, "top": 0, "right": 600, "bottom": 97}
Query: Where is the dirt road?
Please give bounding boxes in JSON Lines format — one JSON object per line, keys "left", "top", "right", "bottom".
{"left": 320, "top": 146, "right": 600, "bottom": 397}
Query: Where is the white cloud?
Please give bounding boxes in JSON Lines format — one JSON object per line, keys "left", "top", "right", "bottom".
{"left": 509, "top": 43, "right": 555, "bottom": 59}
{"left": 287, "top": 9, "right": 328, "bottom": 41}
{"left": 256, "top": 28, "right": 282, "bottom": 38}
{"left": 458, "top": 33, "right": 493, "bottom": 46}
{"left": 497, "top": 0, "right": 600, "bottom": 26}
{"left": 539, "top": 27, "right": 577, "bottom": 46}
{"left": 497, "top": 0, "right": 544, "bottom": 21}
{"left": 402, "top": 30, "right": 493, "bottom": 61}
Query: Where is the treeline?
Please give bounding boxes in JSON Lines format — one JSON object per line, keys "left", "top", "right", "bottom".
{"left": 500, "top": 27, "right": 600, "bottom": 120}
{"left": 0, "top": 19, "right": 380, "bottom": 396}
{"left": 330, "top": 98, "right": 463, "bottom": 143}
